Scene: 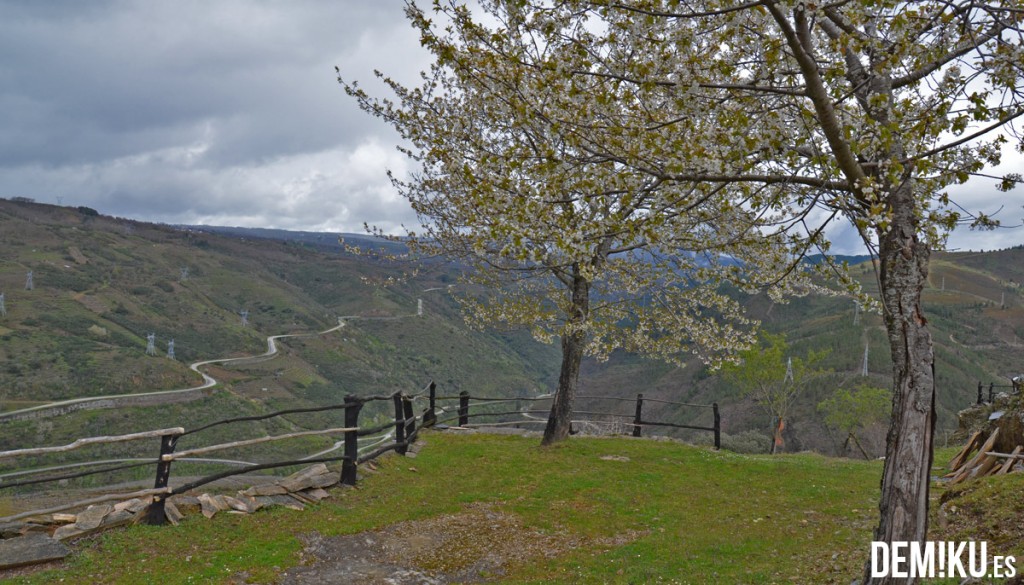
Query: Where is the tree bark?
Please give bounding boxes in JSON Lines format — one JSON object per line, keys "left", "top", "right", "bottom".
{"left": 542, "top": 264, "right": 590, "bottom": 446}
{"left": 863, "top": 186, "right": 937, "bottom": 585}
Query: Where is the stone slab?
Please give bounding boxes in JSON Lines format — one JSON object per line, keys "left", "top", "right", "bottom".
{"left": 0, "top": 534, "right": 70, "bottom": 569}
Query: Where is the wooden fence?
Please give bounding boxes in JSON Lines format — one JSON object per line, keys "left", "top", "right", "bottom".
{"left": 0, "top": 382, "right": 720, "bottom": 528}
{"left": 423, "top": 388, "right": 721, "bottom": 449}
{"left": 975, "top": 380, "right": 1019, "bottom": 405}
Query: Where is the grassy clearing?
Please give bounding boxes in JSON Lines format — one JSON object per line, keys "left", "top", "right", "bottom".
{"left": 3, "top": 432, "right": 886, "bottom": 584}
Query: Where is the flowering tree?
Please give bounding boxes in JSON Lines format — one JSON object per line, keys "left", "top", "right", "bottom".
{"left": 512, "top": 1, "right": 1021, "bottom": 581}
{"left": 341, "top": 1, "right": 818, "bottom": 446}
{"left": 722, "top": 332, "right": 828, "bottom": 454}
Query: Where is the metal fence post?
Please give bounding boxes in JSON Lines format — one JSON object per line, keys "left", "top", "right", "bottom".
{"left": 988, "top": 382, "right": 995, "bottom": 404}
{"left": 341, "top": 395, "right": 362, "bottom": 486}
{"left": 423, "top": 381, "right": 437, "bottom": 427}
{"left": 633, "top": 393, "right": 643, "bottom": 437}
{"left": 458, "top": 391, "right": 470, "bottom": 426}
{"left": 713, "top": 402, "right": 721, "bottom": 451}
{"left": 393, "top": 393, "right": 407, "bottom": 455}
{"left": 145, "top": 432, "right": 180, "bottom": 525}
{"left": 977, "top": 381, "right": 983, "bottom": 405}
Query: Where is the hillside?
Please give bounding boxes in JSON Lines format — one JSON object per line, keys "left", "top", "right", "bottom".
{"left": 576, "top": 249, "right": 1024, "bottom": 455}
{"left": 0, "top": 199, "right": 558, "bottom": 458}
{"left": 2, "top": 198, "right": 1021, "bottom": 458}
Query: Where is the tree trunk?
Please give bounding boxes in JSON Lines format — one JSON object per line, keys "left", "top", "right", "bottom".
{"left": 849, "top": 432, "right": 871, "bottom": 461}
{"left": 863, "top": 195, "right": 936, "bottom": 585}
{"left": 542, "top": 264, "right": 590, "bottom": 446}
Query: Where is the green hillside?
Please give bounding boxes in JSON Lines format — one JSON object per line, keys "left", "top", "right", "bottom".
{"left": 2, "top": 198, "right": 1021, "bottom": 459}
{"left": 0, "top": 199, "right": 558, "bottom": 460}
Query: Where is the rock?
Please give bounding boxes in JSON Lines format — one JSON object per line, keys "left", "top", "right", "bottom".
{"left": 51, "top": 524, "right": 85, "bottom": 542}
{"left": 100, "top": 509, "right": 134, "bottom": 529}
{"left": 164, "top": 501, "right": 183, "bottom": 526}
{"left": 0, "top": 522, "right": 29, "bottom": 538}
{"left": 221, "top": 495, "right": 252, "bottom": 513}
{"left": 170, "top": 495, "right": 201, "bottom": 515}
{"left": 303, "top": 488, "right": 331, "bottom": 502}
{"left": 267, "top": 494, "right": 306, "bottom": 511}
{"left": 74, "top": 504, "right": 112, "bottom": 531}
{"left": 0, "top": 534, "right": 70, "bottom": 569}
{"left": 51, "top": 513, "right": 77, "bottom": 524}
{"left": 198, "top": 494, "right": 221, "bottom": 519}
{"left": 243, "top": 484, "right": 289, "bottom": 497}
{"left": 279, "top": 464, "right": 335, "bottom": 492}
{"left": 114, "top": 498, "right": 148, "bottom": 514}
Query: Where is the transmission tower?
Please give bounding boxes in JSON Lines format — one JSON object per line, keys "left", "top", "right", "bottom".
{"left": 25, "top": 271, "right": 33, "bottom": 291}
{"left": 784, "top": 357, "right": 794, "bottom": 384}
{"left": 167, "top": 339, "right": 175, "bottom": 360}
{"left": 180, "top": 267, "right": 189, "bottom": 281}
{"left": 417, "top": 298, "right": 423, "bottom": 317}
{"left": 861, "top": 342, "right": 870, "bottom": 377}
{"left": 146, "top": 333, "right": 157, "bottom": 356}
{"left": 852, "top": 301, "right": 860, "bottom": 326}
{"left": 0, "top": 292, "right": 6, "bottom": 317}
{"left": 240, "top": 309, "right": 249, "bottom": 327}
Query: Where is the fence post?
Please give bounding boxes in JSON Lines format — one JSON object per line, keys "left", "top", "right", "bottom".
{"left": 423, "top": 381, "right": 437, "bottom": 427}
{"left": 340, "top": 395, "right": 362, "bottom": 486}
{"left": 393, "top": 393, "right": 408, "bottom": 455}
{"left": 632, "top": 393, "right": 643, "bottom": 437}
{"left": 713, "top": 403, "right": 721, "bottom": 451}
{"left": 459, "top": 391, "right": 470, "bottom": 426}
{"left": 977, "top": 381, "right": 983, "bottom": 405}
{"left": 988, "top": 383, "right": 995, "bottom": 404}
{"left": 402, "top": 394, "right": 416, "bottom": 443}
{"left": 145, "top": 431, "right": 180, "bottom": 525}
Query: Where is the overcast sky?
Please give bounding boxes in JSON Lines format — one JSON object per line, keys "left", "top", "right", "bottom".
{"left": 1, "top": 1, "right": 1021, "bottom": 254}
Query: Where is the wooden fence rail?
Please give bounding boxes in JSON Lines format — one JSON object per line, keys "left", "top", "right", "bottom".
{"left": 975, "top": 380, "right": 1020, "bottom": 405}
{"left": 1, "top": 380, "right": 721, "bottom": 528}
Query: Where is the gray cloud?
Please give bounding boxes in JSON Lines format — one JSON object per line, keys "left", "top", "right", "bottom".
{"left": 0, "top": 0, "right": 423, "bottom": 234}
{"left": 0, "top": 1, "right": 1021, "bottom": 254}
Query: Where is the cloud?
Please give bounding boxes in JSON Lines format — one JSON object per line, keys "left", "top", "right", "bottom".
{"left": 0, "top": 0, "right": 1021, "bottom": 254}
{"left": 0, "top": 0, "right": 425, "bottom": 233}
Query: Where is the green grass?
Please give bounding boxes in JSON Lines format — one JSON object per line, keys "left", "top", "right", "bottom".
{"left": 4, "top": 432, "right": 887, "bottom": 584}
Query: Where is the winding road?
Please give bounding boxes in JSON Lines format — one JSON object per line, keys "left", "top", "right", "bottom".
{"left": 0, "top": 321, "right": 347, "bottom": 422}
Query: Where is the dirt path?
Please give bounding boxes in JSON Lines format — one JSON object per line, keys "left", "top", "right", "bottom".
{"left": 279, "top": 502, "right": 640, "bottom": 584}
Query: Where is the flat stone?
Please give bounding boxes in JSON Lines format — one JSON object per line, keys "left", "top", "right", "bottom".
{"left": 0, "top": 534, "right": 70, "bottom": 569}
{"left": 114, "top": 498, "right": 149, "bottom": 514}
{"left": 74, "top": 504, "right": 112, "bottom": 531}
{"left": 164, "top": 501, "right": 183, "bottom": 526}
{"left": 269, "top": 494, "right": 306, "bottom": 511}
{"left": 51, "top": 524, "right": 85, "bottom": 542}
{"left": 244, "top": 484, "right": 289, "bottom": 497}
{"left": 0, "top": 522, "right": 29, "bottom": 538}
{"left": 302, "top": 488, "right": 330, "bottom": 502}
{"left": 101, "top": 509, "right": 135, "bottom": 528}
{"left": 198, "top": 494, "right": 221, "bottom": 519}
{"left": 170, "top": 495, "right": 201, "bottom": 515}
{"left": 51, "top": 513, "right": 77, "bottom": 524}
{"left": 221, "top": 495, "right": 252, "bottom": 513}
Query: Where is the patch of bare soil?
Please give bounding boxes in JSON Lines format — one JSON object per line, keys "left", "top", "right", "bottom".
{"left": 279, "top": 502, "right": 643, "bottom": 584}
